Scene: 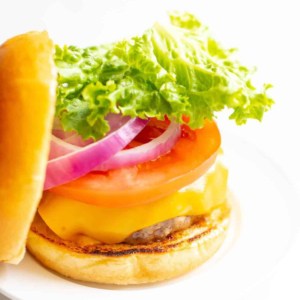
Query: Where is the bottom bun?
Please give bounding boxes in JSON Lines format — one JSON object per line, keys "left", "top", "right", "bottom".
{"left": 27, "top": 204, "right": 230, "bottom": 285}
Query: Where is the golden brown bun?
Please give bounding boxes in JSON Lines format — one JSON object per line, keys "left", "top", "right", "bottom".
{"left": 0, "top": 32, "right": 56, "bottom": 264}
{"left": 27, "top": 205, "right": 230, "bottom": 284}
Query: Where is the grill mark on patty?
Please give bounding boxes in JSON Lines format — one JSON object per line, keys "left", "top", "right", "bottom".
{"left": 124, "top": 215, "right": 202, "bottom": 245}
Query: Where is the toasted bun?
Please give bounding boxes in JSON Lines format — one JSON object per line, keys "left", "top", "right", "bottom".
{"left": 0, "top": 32, "right": 56, "bottom": 264}
{"left": 0, "top": 31, "right": 230, "bottom": 284}
{"left": 27, "top": 205, "right": 230, "bottom": 284}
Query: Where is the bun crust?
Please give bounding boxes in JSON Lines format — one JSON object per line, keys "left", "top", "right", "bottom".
{"left": 27, "top": 205, "right": 230, "bottom": 284}
{"left": 0, "top": 32, "right": 56, "bottom": 263}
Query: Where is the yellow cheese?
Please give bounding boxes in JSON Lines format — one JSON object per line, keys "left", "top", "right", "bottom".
{"left": 38, "top": 162, "right": 228, "bottom": 244}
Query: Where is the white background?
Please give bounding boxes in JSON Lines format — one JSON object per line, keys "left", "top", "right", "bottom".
{"left": 0, "top": 0, "right": 299, "bottom": 299}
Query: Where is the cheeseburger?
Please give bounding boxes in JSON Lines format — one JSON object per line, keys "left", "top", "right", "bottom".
{"left": 0, "top": 12, "right": 273, "bottom": 284}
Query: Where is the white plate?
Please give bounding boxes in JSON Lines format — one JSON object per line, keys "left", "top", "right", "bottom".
{"left": 0, "top": 132, "right": 297, "bottom": 300}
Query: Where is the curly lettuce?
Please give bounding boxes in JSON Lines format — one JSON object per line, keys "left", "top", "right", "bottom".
{"left": 55, "top": 12, "right": 273, "bottom": 140}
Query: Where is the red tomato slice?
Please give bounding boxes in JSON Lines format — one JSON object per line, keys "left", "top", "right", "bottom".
{"left": 50, "top": 120, "right": 221, "bottom": 208}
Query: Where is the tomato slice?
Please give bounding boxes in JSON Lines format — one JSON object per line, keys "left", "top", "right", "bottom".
{"left": 50, "top": 120, "right": 221, "bottom": 208}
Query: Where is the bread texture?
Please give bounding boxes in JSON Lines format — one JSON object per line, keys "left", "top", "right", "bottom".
{"left": 27, "top": 205, "right": 230, "bottom": 284}
{"left": 0, "top": 32, "right": 56, "bottom": 264}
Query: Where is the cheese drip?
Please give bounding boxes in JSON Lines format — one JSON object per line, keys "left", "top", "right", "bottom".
{"left": 38, "top": 162, "right": 228, "bottom": 244}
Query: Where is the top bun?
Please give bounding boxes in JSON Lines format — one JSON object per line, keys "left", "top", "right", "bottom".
{"left": 0, "top": 31, "right": 56, "bottom": 264}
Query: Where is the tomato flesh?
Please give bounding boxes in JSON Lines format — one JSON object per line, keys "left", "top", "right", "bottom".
{"left": 50, "top": 120, "right": 221, "bottom": 208}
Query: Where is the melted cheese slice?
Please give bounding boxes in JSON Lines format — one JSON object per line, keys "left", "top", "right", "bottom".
{"left": 38, "top": 162, "right": 228, "bottom": 244}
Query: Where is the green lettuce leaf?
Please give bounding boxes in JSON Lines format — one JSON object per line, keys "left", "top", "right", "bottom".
{"left": 55, "top": 12, "right": 273, "bottom": 140}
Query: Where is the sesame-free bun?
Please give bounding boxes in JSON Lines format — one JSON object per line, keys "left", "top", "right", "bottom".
{"left": 27, "top": 205, "right": 230, "bottom": 285}
{"left": 0, "top": 32, "right": 56, "bottom": 264}
{"left": 0, "top": 31, "right": 230, "bottom": 285}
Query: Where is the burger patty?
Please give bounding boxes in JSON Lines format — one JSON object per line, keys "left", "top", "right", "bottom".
{"left": 33, "top": 204, "right": 228, "bottom": 246}
{"left": 30, "top": 204, "right": 230, "bottom": 258}
{"left": 125, "top": 216, "right": 201, "bottom": 245}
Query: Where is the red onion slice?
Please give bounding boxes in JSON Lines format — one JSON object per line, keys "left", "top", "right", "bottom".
{"left": 95, "top": 122, "right": 181, "bottom": 171}
{"left": 49, "top": 114, "right": 132, "bottom": 159}
{"left": 49, "top": 121, "right": 181, "bottom": 172}
{"left": 44, "top": 118, "right": 148, "bottom": 190}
